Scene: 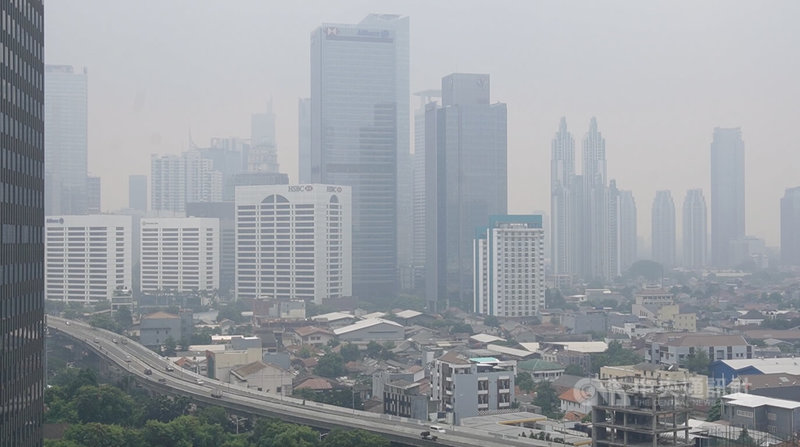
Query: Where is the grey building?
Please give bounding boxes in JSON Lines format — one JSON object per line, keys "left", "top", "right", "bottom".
{"left": 297, "top": 98, "right": 311, "bottom": 184}
{"left": 0, "top": 1, "right": 44, "bottom": 444}
{"left": 651, "top": 190, "right": 676, "bottom": 267}
{"left": 581, "top": 118, "right": 609, "bottom": 281}
{"left": 86, "top": 175, "right": 101, "bottom": 213}
{"left": 45, "top": 65, "right": 88, "bottom": 215}
{"left": 150, "top": 151, "right": 223, "bottom": 213}
{"left": 431, "top": 352, "right": 515, "bottom": 424}
{"left": 710, "top": 127, "right": 745, "bottom": 267}
{"left": 310, "top": 14, "right": 409, "bottom": 298}
{"left": 645, "top": 333, "right": 752, "bottom": 367}
{"left": 781, "top": 186, "right": 800, "bottom": 266}
{"left": 722, "top": 393, "right": 800, "bottom": 440}
{"left": 607, "top": 180, "right": 620, "bottom": 277}
{"left": 186, "top": 202, "right": 235, "bottom": 298}
{"left": 562, "top": 309, "right": 607, "bottom": 335}
{"left": 682, "top": 189, "right": 707, "bottom": 269}
{"left": 139, "top": 310, "right": 193, "bottom": 347}
{"left": 550, "top": 117, "right": 576, "bottom": 277}
{"left": 250, "top": 102, "right": 279, "bottom": 174}
{"left": 618, "top": 189, "right": 638, "bottom": 274}
{"left": 425, "top": 73, "right": 507, "bottom": 311}
{"left": 411, "top": 90, "right": 440, "bottom": 287}
{"left": 129, "top": 174, "right": 148, "bottom": 212}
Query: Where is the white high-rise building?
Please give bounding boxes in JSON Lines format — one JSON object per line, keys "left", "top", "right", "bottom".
{"left": 45, "top": 215, "right": 132, "bottom": 303}
{"left": 652, "top": 190, "right": 676, "bottom": 267}
{"left": 474, "top": 215, "right": 545, "bottom": 317}
{"left": 235, "top": 184, "right": 352, "bottom": 304}
{"left": 139, "top": 217, "right": 219, "bottom": 293}
{"left": 710, "top": 127, "right": 745, "bottom": 267}
{"left": 550, "top": 117, "right": 576, "bottom": 277}
{"left": 150, "top": 151, "right": 223, "bottom": 213}
{"left": 683, "top": 189, "right": 708, "bottom": 269}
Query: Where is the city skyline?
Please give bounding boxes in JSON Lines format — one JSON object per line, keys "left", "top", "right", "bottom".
{"left": 43, "top": 1, "right": 800, "bottom": 247}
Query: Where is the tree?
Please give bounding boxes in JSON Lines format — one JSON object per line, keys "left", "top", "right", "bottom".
{"left": 63, "top": 423, "right": 140, "bottom": 447}
{"left": 339, "top": 343, "right": 360, "bottom": 363}
{"left": 590, "top": 341, "right": 642, "bottom": 374}
{"left": 323, "top": 429, "right": 389, "bottom": 447}
{"left": 738, "top": 426, "right": 755, "bottom": 446}
{"left": 163, "top": 336, "right": 177, "bottom": 356}
{"left": 564, "top": 364, "right": 585, "bottom": 376}
{"left": 314, "top": 352, "right": 346, "bottom": 378}
{"left": 685, "top": 350, "right": 710, "bottom": 374}
{"left": 115, "top": 307, "right": 133, "bottom": 329}
{"left": 533, "top": 381, "right": 561, "bottom": 418}
{"left": 707, "top": 399, "right": 721, "bottom": 422}
{"left": 516, "top": 373, "right": 535, "bottom": 393}
{"left": 483, "top": 315, "right": 500, "bottom": 327}
{"left": 73, "top": 384, "right": 136, "bottom": 426}
{"left": 365, "top": 341, "right": 382, "bottom": 358}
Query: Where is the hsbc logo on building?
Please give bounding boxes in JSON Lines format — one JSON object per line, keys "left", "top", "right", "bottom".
{"left": 289, "top": 185, "right": 314, "bottom": 192}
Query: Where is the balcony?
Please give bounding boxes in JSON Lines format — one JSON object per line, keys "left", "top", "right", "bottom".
{"left": 478, "top": 389, "right": 488, "bottom": 395}
{"left": 499, "top": 388, "right": 510, "bottom": 394}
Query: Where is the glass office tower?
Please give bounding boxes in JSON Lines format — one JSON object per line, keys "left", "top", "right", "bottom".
{"left": 0, "top": 1, "right": 45, "bottom": 446}
{"left": 310, "top": 15, "right": 409, "bottom": 297}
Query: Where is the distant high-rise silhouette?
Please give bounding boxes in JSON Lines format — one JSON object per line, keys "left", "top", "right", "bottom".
{"left": 550, "top": 118, "right": 576, "bottom": 277}
{"left": 129, "top": 174, "right": 148, "bottom": 212}
{"left": 710, "top": 127, "right": 745, "bottom": 267}
{"left": 45, "top": 65, "right": 88, "bottom": 215}
{"left": 297, "top": 98, "right": 311, "bottom": 184}
{"left": 310, "top": 14, "right": 409, "bottom": 297}
{"left": 426, "top": 74, "right": 507, "bottom": 311}
{"left": 411, "top": 90, "right": 440, "bottom": 286}
{"left": 250, "top": 102, "right": 280, "bottom": 174}
{"left": 618, "top": 190, "right": 638, "bottom": 273}
{"left": 781, "top": 187, "right": 800, "bottom": 266}
{"left": 86, "top": 175, "right": 101, "bottom": 213}
{"left": 652, "top": 190, "right": 676, "bottom": 267}
{"left": 150, "top": 151, "right": 223, "bottom": 213}
{"left": 682, "top": 189, "right": 708, "bottom": 269}
{"left": 1, "top": 2, "right": 45, "bottom": 445}
{"left": 582, "top": 118, "right": 609, "bottom": 280}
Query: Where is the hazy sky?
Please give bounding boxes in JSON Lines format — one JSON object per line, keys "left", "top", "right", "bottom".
{"left": 45, "top": 1, "right": 800, "bottom": 246}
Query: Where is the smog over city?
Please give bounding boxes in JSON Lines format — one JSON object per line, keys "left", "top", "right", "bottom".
{"left": 3, "top": 1, "right": 800, "bottom": 446}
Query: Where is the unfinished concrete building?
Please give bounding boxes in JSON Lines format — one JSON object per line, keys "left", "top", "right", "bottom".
{"left": 592, "top": 381, "right": 692, "bottom": 447}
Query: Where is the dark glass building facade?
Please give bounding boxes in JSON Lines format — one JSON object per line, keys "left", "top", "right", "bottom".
{"left": 0, "top": 1, "right": 45, "bottom": 446}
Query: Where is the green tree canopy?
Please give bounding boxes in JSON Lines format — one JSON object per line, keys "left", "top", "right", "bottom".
{"left": 516, "top": 373, "right": 535, "bottom": 393}
{"left": 314, "top": 352, "right": 346, "bottom": 378}
{"left": 685, "top": 350, "right": 710, "bottom": 374}
{"left": 323, "top": 429, "right": 390, "bottom": 447}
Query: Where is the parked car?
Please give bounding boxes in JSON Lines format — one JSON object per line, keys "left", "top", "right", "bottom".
{"left": 144, "top": 368, "right": 152, "bottom": 375}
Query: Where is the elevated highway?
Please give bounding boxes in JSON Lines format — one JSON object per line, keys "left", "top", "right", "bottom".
{"left": 47, "top": 316, "right": 546, "bottom": 447}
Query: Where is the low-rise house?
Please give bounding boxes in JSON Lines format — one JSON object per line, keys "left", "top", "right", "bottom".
{"left": 645, "top": 333, "right": 751, "bottom": 368}
{"left": 383, "top": 379, "right": 434, "bottom": 421}
{"left": 517, "top": 359, "right": 565, "bottom": 382}
{"left": 206, "top": 347, "right": 262, "bottom": 381}
{"left": 140, "top": 310, "right": 193, "bottom": 348}
{"left": 292, "top": 326, "right": 335, "bottom": 347}
{"left": 559, "top": 387, "right": 592, "bottom": 415}
{"left": 334, "top": 318, "right": 404, "bottom": 342}
{"left": 229, "top": 360, "right": 293, "bottom": 395}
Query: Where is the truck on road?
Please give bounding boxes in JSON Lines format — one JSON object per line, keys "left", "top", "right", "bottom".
{"left": 211, "top": 389, "right": 223, "bottom": 398}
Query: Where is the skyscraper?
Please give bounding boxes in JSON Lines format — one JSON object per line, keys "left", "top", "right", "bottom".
{"left": 582, "top": 118, "right": 609, "bottom": 280}
{"left": 426, "top": 73, "right": 507, "bottom": 311}
{"left": 710, "top": 127, "right": 745, "bottom": 267}
{"left": 781, "top": 187, "right": 800, "bottom": 266}
{"left": 45, "top": 65, "right": 88, "bottom": 215}
{"left": 607, "top": 180, "right": 620, "bottom": 277}
{"left": 618, "top": 190, "right": 638, "bottom": 273}
{"left": 550, "top": 117, "right": 576, "bottom": 276}
{"left": 474, "top": 215, "right": 545, "bottom": 317}
{"left": 250, "top": 102, "right": 279, "bottom": 173}
{"left": 86, "top": 175, "right": 101, "bottom": 213}
{"left": 310, "top": 14, "right": 408, "bottom": 297}
{"left": 0, "top": 2, "right": 45, "bottom": 445}
{"left": 298, "top": 98, "right": 311, "bottom": 184}
{"left": 129, "top": 174, "right": 148, "bottom": 212}
{"left": 682, "top": 189, "right": 707, "bottom": 269}
{"left": 651, "top": 190, "right": 676, "bottom": 267}
{"left": 411, "top": 90, "right": 440, "bottom": 286}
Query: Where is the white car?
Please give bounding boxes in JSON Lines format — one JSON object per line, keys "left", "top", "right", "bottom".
{"left": 429, "top": 425, "right": 446, "bottom": 433}
{"left": 196, "top": 379, "right": 205, "bottom": 385}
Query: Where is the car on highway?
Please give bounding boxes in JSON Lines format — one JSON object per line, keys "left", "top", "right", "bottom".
{"left": 196, "top": 379, "right": 204, "bottom": 385}
{"left": 211, "top": 389, "right": 223, "bottom": 398}
{"left": 144, "top": 368, "right": 152, "bottom": 375}
{"left": 165, "top": 365, "right": 175, "bottom": 372}
{"left": 112, "top": 338, "right": 118, "bottom": 344}
{"left": 429, "top": 425, "right": 446, "bottom": 433}
{"left": 158, "top": 378, "right": 167, "bottom": 383}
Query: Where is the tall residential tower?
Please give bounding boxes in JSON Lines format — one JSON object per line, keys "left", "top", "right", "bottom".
{"left": 652, "top": 190, "right": 676, "bottom": 268}
{"left": 781, "top": 187, "right": 800, "bottom": 266}
{"left": 550, "top": 118, "right": 575, "bottom": 277}
{"left": 682, "top": 189, "right": 707, "bottom": 269}
{"left": 710, "top": 128, "right": 745, "bottom": 267}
